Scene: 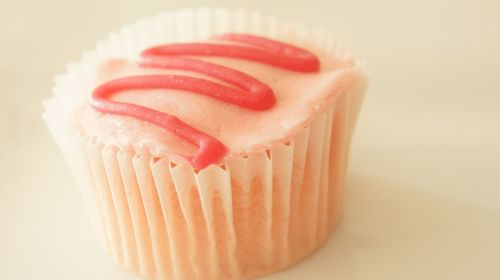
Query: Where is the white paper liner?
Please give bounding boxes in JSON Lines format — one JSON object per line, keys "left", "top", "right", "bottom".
{"left": 43, "top": 8, "right": 367, "bottom": 280}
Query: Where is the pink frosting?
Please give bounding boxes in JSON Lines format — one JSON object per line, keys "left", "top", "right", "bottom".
{"left": 75, "top": 39, "right": 359, "bottom": 165}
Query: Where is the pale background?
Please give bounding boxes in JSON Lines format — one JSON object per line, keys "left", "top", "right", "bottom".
{"left": 1, "top": 0, "right": 499, "bottom": 279}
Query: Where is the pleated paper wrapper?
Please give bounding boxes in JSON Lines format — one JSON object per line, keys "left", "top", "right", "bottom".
{"left": 43, "top": 8, "right": 367, "bottom": 280}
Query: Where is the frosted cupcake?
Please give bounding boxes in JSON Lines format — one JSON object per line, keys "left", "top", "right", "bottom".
{"left": 43, "top": 8, "right": 367, "bottom": 280}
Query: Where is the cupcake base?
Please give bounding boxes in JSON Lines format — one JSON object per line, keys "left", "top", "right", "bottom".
{"left": 54, "top": 89, "right": 357, "bottom": 280}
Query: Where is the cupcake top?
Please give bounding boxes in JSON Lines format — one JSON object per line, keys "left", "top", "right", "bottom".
{"left": 74, "top": 33, "right": 361, "bottom": 169}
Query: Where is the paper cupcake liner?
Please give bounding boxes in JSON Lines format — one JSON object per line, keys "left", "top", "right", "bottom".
{"left": 43, "top": 8, "right": 367, "bottom": 280}
{"left": 65, "top": 103, "right": 348, "bottom": 280}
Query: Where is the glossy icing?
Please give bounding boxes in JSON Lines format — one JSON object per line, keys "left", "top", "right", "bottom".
{"left": 75, "top": 33, "right": 360, "bottom": 171}
{"left": 90, "top": 34, "right": 321, "bottom": 169}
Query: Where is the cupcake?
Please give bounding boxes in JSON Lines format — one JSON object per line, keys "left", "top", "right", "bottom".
{"left": 43, "top": 8, "right": 367, "bottom": 280}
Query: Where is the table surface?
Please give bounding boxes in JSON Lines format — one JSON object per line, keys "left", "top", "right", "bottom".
{"left": 1, "top": 0, "right": 499, "bottom": 279}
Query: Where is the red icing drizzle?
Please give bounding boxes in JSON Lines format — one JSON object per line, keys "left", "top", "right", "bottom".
{"left": 91, "top": 33, "right": 320, "bottom": 169}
